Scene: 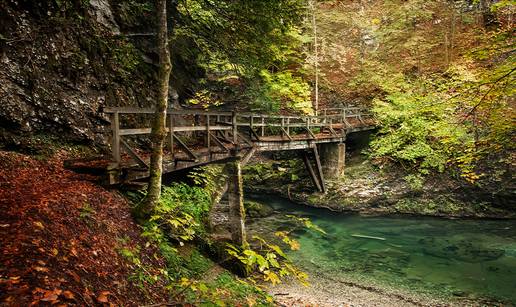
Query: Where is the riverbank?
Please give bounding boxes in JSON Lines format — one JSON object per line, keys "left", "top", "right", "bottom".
{"left": 267, "top": 272, "right": 502, "bottom": 307}
{"left": 243, "top": 154, "right": 516, "bottom": 219}
{"left": 246, "top": 195, "right": 516, "bottom": 306}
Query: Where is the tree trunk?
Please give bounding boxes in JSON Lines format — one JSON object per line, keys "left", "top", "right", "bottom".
{"left": 140, "top": 0, "right": 172, "bottom": 216}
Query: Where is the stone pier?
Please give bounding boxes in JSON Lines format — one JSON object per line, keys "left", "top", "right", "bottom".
{"left": 226, "top": 158, "right": 247, "bottom": 246}
{"left": 319, "top": 142, "right": 346, "bottom": 179}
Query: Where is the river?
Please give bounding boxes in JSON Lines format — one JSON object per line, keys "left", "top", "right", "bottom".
{"left": 246, "top": 194, "right": 516, "bottom": 305}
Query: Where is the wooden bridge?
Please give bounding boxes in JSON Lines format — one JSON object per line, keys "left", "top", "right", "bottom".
{"left": 103, "top": 107, "right": 375, "bottom": 192}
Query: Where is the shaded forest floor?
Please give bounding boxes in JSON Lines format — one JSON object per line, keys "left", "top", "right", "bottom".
{"left": 0, "top": 149, "right": 275, "bottom": 306}
{"left": 0, "top": 150, "right": 170, "bottom": 305}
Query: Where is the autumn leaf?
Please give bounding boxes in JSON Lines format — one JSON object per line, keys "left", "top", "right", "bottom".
{"left": 289, "top": 240, "right": 300, "bottom": 251}
{"left": 62, "top": 290, "right": 75, "bottom": 300}
{"left": 97, "top": 291, "right": 110, "bottom": 303}
{"left": 68, "top": 271, "right": 81, "bottom": 283}
{"left": 40, "top": 289, "right": 62, "bottom": 302}
{"left": 33, "top": 266, "right": 49, "bottom": 272}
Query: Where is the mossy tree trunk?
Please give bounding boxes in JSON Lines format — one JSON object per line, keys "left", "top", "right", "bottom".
{"left": 140, "top": 0, "right": 172, "bottom": 216}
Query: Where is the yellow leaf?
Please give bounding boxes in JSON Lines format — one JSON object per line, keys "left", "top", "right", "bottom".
{"left": 289, "top": 240, "right": 300, "bottom": 251}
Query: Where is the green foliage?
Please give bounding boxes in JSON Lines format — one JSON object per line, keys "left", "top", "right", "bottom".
{"left": 189, "top": 165, "right": 226, "bottom": 201}
{"left": 369, "top": 51, "right": 514, "bottom": 187}
{"left": 177, "top": 273, "right": 274, "bottom": 306}
{"left": 226, "top": 215, "right": 325, "bottom": 286}
{"left": 171, "top": 0, "right": 310, "bottom": 113}
{"left": 147, "top": 183, "right": 212, "bottom": 244}
{"left": 79, "top": 202, "right": 96, "bottom": 220}
{"left": 226, "top": 234, "right": 308, "bottom": 286}
{"left": 116, "top": 239, "right": 162, "bottom": 288}
{"left": 404, "top": 174, "right": 424, "bottom": 190}
{"left": 256, "top": 70, "right": 312, "bottom": 114}
{"left": 112, "top": 40, "right": 143, "bottom": 79}
{"left": 369, "top": 73, "right": 469, "bottom": 174}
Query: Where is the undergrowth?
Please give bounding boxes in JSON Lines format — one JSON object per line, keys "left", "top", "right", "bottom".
{"left": 122, "top": 164, "right": 321, "bottom": 305}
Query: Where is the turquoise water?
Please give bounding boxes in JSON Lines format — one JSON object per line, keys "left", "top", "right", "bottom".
{"left": 247, "top": 195, "right": 516, "bottom": 304}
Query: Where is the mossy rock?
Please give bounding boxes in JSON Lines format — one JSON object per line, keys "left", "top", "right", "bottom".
{"left": 244, "top": 200, "right": 274, "bottom": 218}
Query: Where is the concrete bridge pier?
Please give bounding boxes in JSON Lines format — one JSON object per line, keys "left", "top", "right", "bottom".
{"left": 319, "top": 142, "right": 346, "bottom": 179}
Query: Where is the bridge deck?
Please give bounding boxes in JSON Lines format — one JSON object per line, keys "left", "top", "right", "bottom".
{"left": 101, "top": 107, "right": 375, "bottom": 185}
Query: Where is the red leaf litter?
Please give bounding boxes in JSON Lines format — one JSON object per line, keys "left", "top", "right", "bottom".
{"left": 0, "top": 151, "right": 168, "bottom": 306}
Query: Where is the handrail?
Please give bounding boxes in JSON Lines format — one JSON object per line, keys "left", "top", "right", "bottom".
{"left": 105, "top": 106, "right": 374, "bottom": 164}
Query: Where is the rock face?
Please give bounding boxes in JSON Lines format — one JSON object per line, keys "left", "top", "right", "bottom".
{"left": 89, "top": 0, "right": 120, "bottom": 34}
{"left": 0, "top": 1, "right": 156, "bottom": 148}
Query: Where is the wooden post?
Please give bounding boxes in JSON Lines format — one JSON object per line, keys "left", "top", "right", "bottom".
{"left": 312, "top": 144, "right": 326, "bottom": 193}
{"left": 281, "top": 118, "right": 285, "bottom": 138}
{"left": 232, "top": 111, "right": 237, "bottom": 144}
{"left": 169, "top": 115, "right": 175, "bottom": 159}
{"left": 286, "top": 118, "right": 290, "bottom": 136}
{"left": 206, "top": 114, "right": 211, "bottom": 157}
{"left": 226, "top": 157, "right": 247, "bottom": 246}
{"left": 302, "top": 151, "right": 323, "bottom": 192}
{"left": 261, "top": 117, "right": 265, "bottom": 137}
{"left": 249, "top": 116, "right": 254, "bottom": 139}
{"left": 110, "top": 112, "right": 120, "bottom": 163}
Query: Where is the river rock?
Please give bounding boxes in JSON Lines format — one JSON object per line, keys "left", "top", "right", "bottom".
{"left": 244, "top": 200, "right": 274, "bottom": 218}
{"left": 419, "top": 237, "right": 505, "bottom": 263}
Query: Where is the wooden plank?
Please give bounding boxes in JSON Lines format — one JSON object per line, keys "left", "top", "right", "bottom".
{"left": 304, "top": 127, "right": 316, "bottom": 139}
{"left": 328, "top": 119, "right": 338, "bottom": 136}
{"left": 104, "top": 106, "right": 232, "bottom": 116}
{"left": 249, "top": 127, "right": 261, "bottom": 141}
{"left": 280, "top": 127, "right": 293, "bottom": 141}
{"left": 120, "top": 138, "right": 148, "bottom": 168}
{"left": 173, "top": 134, "right": 198, "bottom": 161}
{"left": 119, "top": 126, "right": 231, "bottom": 136}
{"left": 209, "top": 132, "right": 229, "bottom": 152}
{"left": 237, "top": 132, "right": 253, "bottom": 146}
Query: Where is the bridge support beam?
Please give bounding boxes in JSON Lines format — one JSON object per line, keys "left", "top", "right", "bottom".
{"left": 226, "top": 158, "right": 247, "bottom": 246}
{"left": 319, "top": 142, "right": 346, "bottom": 179}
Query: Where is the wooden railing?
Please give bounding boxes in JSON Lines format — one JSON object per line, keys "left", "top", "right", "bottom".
{"left": 103, "top": 107, "right": 374, "bottom": 166}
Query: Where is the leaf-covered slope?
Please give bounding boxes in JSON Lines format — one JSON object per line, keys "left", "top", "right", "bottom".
{"left": 0, "top": 150, "right": 171, "bottom": 305}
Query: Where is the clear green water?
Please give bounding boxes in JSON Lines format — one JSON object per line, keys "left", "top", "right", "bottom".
{"left": 247, "top": 195, "right": 516, "bottom": 304}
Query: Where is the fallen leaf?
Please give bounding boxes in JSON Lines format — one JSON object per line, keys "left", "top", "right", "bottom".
{"left": 68, "top": 271, "right": 81, "bottom": 283}
{"left": 70, "top": 247, "right": 78, "bottom": 257}
{"left": 62, "top": 290, "right": 75, "bottom": 300}
{"left": 34, "top": 266, "right": 49, "bottom": 272}
{"left": 52, "top": 248, "right": 59, "bottom": 256}
{"left": 33, "top": 221, "right": 44, "bottom": 229}
{"left": 40, "top": 289, "right": 62, "bottom": 302}
{"left": 97, "top": 291, "right": 110, "bottom": 303}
